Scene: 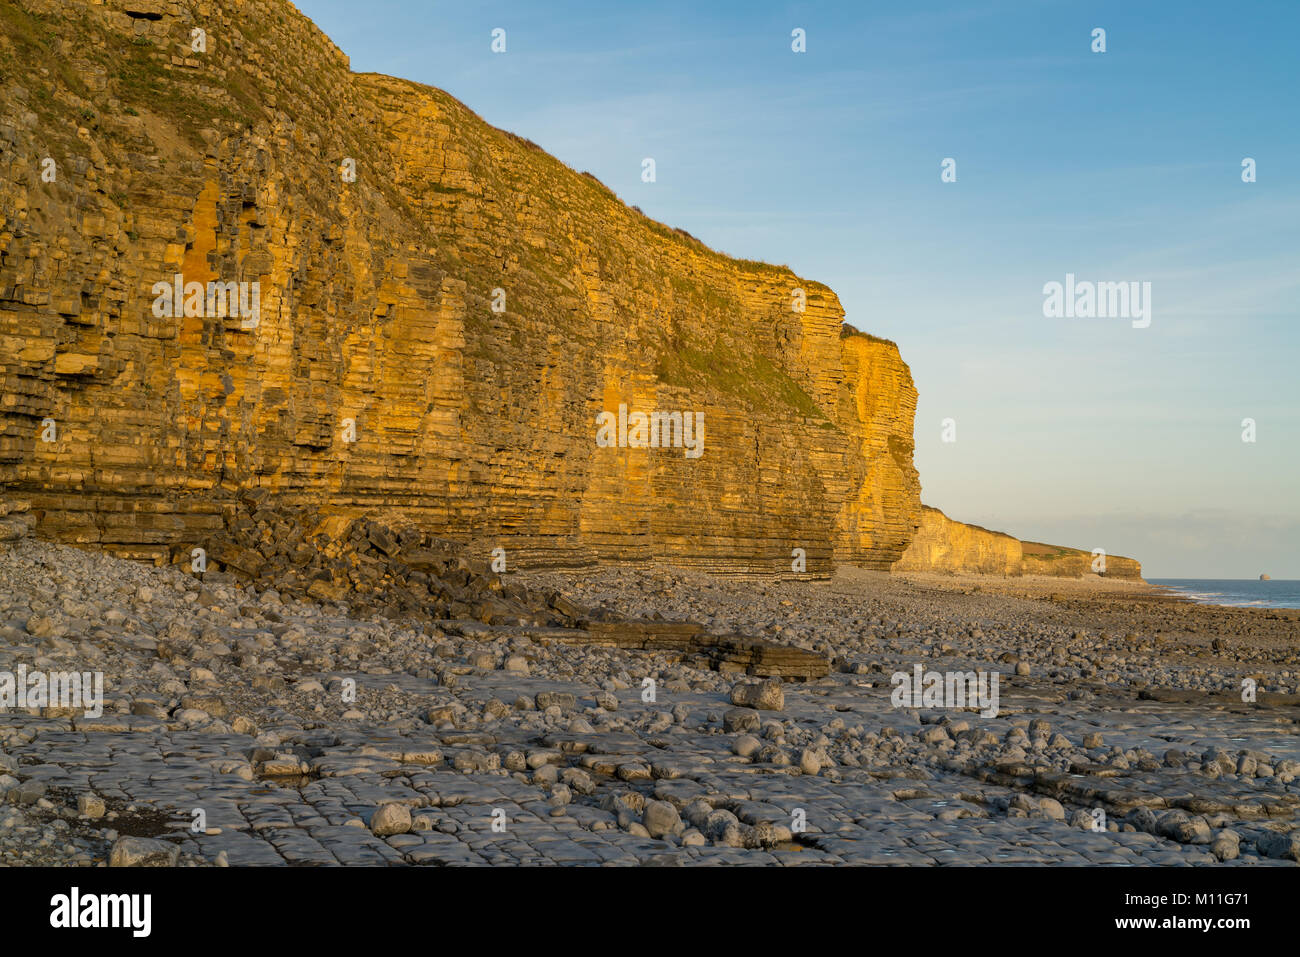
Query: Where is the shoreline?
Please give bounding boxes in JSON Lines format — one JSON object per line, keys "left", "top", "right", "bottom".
{"left": 1146, "top": 579, "right": 1300, "bottom": 612}
{"left": 888, "top": 570, "right": 1300, "bottom": 617}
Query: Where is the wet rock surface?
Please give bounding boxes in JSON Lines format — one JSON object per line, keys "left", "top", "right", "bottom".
{"left": 1, "top": 539, "right": 1297, "bottom": 866}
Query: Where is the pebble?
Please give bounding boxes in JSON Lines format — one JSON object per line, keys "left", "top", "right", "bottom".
{"left": 370, "top": 803, "right": 412, "bottom": 837}
{"left": 109, "top": 837, "right": 180, "bottom": 867}
{"left": 729, "top": 680, "right": 785, "bottom": 711}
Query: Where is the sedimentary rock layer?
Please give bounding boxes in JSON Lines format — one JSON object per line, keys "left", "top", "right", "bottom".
{"left": 191, "top": 498, "right": 830, "bottom": 679}
{"left": 0, "top": 0, "right": 921, "bottom": 573}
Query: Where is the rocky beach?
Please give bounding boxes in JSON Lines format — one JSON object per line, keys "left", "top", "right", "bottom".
{"left": 3, "top": 515, "right": 1297, "bottom": 867}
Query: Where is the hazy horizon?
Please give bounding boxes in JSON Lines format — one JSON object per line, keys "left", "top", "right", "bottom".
{"left": 294, "top": 0, "right": 1299, "bottom": 579}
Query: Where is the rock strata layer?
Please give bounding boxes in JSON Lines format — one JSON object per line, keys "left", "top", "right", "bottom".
{"left": 0, "top": 0, "right": 921, "bottom": 575}
{"left": 196, "top": 501, "right": 829, "bottom": 679}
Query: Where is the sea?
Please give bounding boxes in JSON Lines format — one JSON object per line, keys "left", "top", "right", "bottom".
{"left": 1149, "top": 579, "right": 1300, "bottom": 610}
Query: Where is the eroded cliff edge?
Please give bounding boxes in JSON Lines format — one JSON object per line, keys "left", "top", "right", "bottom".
{"left": 0, "top": 0, "right": 922, "bottom": 573}
{"left": 893, "top": 507, "right": 1143, "bottom": 580}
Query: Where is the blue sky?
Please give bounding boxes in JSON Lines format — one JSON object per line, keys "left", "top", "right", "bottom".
{"left": 294, "top": 0, "right": 1299, "bottom": 578}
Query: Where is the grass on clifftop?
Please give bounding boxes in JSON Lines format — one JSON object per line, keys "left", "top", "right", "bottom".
{"left": 1021, "top": 542, "right": 1081, "bottom": 560}
{"left": 841, "top": 322, "right": 898, "bottom": 350}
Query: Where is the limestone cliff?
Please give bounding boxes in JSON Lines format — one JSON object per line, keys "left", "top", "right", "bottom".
{"left": 892, "top": 506, "right": 1023, "bottom": 577}
{"left": 0, "top": 0, "right": 922, "bottom": 573}
{"left": 892, "top": 507, "right": 1143, "bottom": 580}
{"left": 1020, "top": 540, "right": 1142, "bottom": 580}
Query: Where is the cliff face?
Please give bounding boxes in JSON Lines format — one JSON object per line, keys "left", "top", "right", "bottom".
{"left": 1020, "top": 541, "right": 1142, "bottom": 580}
{"left": 892, "top": 506, "right": 1023, "bottom": 576}
{"left": 0, "top": 0, "right": 922, "bottom": 572}
{"left": 892, "top": 507, "right": 1143, "bottom": 580}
